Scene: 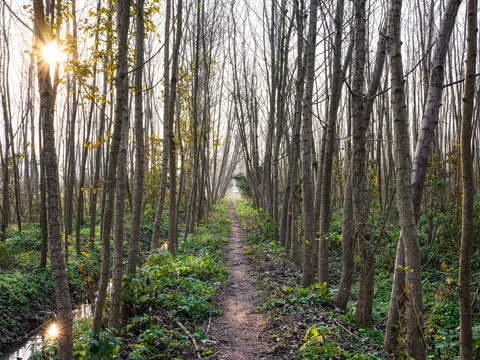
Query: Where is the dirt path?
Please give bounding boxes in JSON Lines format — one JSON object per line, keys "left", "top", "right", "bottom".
{"left": 208, "top": 202, "right": 271, "bottom": 360}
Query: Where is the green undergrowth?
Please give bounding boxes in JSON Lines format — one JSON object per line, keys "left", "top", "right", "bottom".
{"left": 32, "top": 200, "right": 231, "bottom": 360}
{"left": 0, "top": 221, "right": 100, "bottom": 355}
{"left": 235, "top": 199, "right": 388, "bottom": 359}
{"left": 236, "top": 198, "right": 480, "bottom": 359}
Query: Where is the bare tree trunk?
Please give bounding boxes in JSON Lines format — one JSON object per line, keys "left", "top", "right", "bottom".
{"left": 65, "top": 1, "right": 79, "bottom": 258}
{"left": 335, "top": 167, "right": 354, "bottom": 309}
{"left": 108, "top": 80, "right": 130, "bottom": 329}
{"left": 351, "top": 0, "right": 374, "bottom": 327}
{"left": 40, "top": 127, "right": 48, "bottom": 268}
{"left": 88, "top": 4, "right": 111, "bottom": 248}
{"left": 33, "top": 0, "right": 73, "bottom": 356}
{"left": 318, "top": 0, "right": 344, "bottom": 286}
{"left": 167, "top": 0, "right": 183, "bottom": 256}
{"left": 126, "top": 0, "right": 145, "bottom": 275}
{"left": 385, "top": 0, "right": 462, "bottom": 352}
{"left": 1, "top": 95, "right": 9, "bottom": 243}
{"left": 92, "top": 0, "right": 130, "bottom": 332}
{"left": 151, "top": 0, "right": 172, "bottom": 250}
{"left": 301, "top": 0, "right": 318, "bottom": 287}
{"left": 1, "top": 36, "right": 22, "bottom": 232}
{"left": 411, "top": 0, "right": 462, "bottom": 219}
{"left": 459, "top": 0, "right": 476, "bottom": 357}
{"left": 76, "top": 0, "right": 96, "bottom": 253}
{"left": 387, "top": 1, "right": 425, "bottom": 358}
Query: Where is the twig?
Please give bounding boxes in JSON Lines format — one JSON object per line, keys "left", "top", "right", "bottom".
{"left": 204, "top": 351, "right": 220, "bottom": 359}
{"left": 206, "top": 316, "right": 212, "bottom": 335}
{"left": 333, "top": 319, "right": 354, "bottom": 336}
{"left": 174, "top": 319, "right": 202, "bottom": 359}
{"left": 472, "top": 279, "right": 480, "bottom": 309}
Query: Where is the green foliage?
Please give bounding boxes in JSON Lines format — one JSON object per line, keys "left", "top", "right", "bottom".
{"left": 232, "top": 173, "right": 252, "bottom": 198}
{"left": 299, "top": 323, "right": 386, "bottom": 360}
{"left": 6, "top": 223, "right": 42, "bottom": 252}
{"left": 0, "top": 248, "right": 100, "bottom": 355}
{"left": 122, "top": 251, "right": 224, "bottom": 322}
{"left": 35, "top": 201, "right": 231, "bottom": 359}
{"left": 0, "top": 223, "right": 43, "bottom": 270}
{"left": 235, "top": 199, "right": 274, "bottom": 242}
{"left": 259, "top": 283, "right": 332, "bottom": 314}
{"left": 0, "top": 268, "right": 74, "bottom": 351}
{"left": 300, "top": 325, "right": 341, "bottom": 359}
{"left": 118, "top": 201, "right": 231, "bottom": 357}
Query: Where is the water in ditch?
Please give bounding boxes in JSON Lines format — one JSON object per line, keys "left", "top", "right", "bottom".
{"left": 2, "top": 304, "right": 92, "bottom": 360}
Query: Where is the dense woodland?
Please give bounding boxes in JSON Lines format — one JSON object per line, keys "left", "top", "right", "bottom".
{"left": 0, "top": 0, "right": 479, "bottom": 358}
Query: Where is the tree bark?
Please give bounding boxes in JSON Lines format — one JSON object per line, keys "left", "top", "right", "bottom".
{"left": 351, "top": 0, "right": 374, "bottom": 327}
{"left": 88, "top": 4, "right": 112, "bottom": 248}
{"left": 411, "top": 0, "right": 462, "bottom": 220}
{"left": 92, "top": 0, "right": 130, "bottom": 332}
{"left": 151, "top": 0, "right": 172, "bottom": 250}
{"left": 64, "top": 0, "right": 79, "bottom": 258}
{"left": 384, "top": 0, "right": 462, "bottom": 353}
{"left": 167, "top": 0, "right": 183, "bottom": 257}
{"left": 386, "top": 1, "right": 425, "bottom": 358}
{"left": 126, "top": 0, "right": 146, "bottom": 276}
{"left": 318, "top": 0, "right": 345, "bottom": 286}
{"left": 459, "top": 0, "right": 477, "bottom": 357}
{"left": 33, "top": 0, "right": 73, "bottom": 356}
{"left": 108, "top": 78, "right": 130, "bottom": 329}
{"left": 301, "top": 0, "right": 318, "bottom": 286}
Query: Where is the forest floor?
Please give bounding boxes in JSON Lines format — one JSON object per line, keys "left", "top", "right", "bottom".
{"left": 208, "top": 201, "right": 273, "bottom": 359}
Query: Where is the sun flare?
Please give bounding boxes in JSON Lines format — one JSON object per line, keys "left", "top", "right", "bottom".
{"left": 47, "top": 323, "right": 59, "bottom": 338}
{"left": 42, "top": 43, "right": 66, "bottom": 64}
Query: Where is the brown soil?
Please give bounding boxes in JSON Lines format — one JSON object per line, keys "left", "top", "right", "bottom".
{"left": 208, "top": 202, "right": 272, "bottom": 360}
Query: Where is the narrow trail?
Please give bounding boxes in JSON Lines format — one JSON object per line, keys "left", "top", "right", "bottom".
{"left": 208, "top": 201, "right": 271, "bottom": 360}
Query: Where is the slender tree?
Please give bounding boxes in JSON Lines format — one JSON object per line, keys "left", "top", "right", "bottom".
{"left": 387, "top": 0, "right": 425, "bottom": 357}
{"left": 301, "top": 0, "right": 319, "bottom": 286}
{"left": 92, "top": 0, "right": 130, "bottom": 332}
{"left": 151, "top": 0, "right": 172, "bottom": 250}
{"left": 384, "top": 0, "right": 462, "bottom": 351}
{"left": 318, "top": 0, "right": 345, "bottom": 286}
{"left": 33, "top": 0, "right": 73, "bottom": 357}
{"left": 126, "top": 0, "right": 146, "bottom": 275}
{"left": 459, "top": 0, "right": 477, "bottom": 357}
{"left": 167, "top": 0, "right": 184, "bottom": 256}
{"left": 351, "top": 0, "right": 374, "bottom": 326}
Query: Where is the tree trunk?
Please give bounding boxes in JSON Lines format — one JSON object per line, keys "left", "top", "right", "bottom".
{"left": 167, "top": 0, "right": 183, "bottom": 256}
{"left": 459, "top": 0, "right": 477, "bottom": 357}
{"left": 88, "top": 5, "right": 111, "bottom": 248}
{"left": 92, "top": 0, "right": 130, "bottom": 332}
{"left": 301, "top": 0, "right": 318, "bottom": 287}
{"left": 385, "top": 0, "right": 462, "bottom": 353}
{"left": 108, "top": 79, "right": 130, "bottom": 329}
{"left": 411, "top": 0, "right": 462, "bottom": 220}
{"left": 126, "top": 0, "right": 145, "bottom": 275}
{"left": 1, "top": 95, "right": 9, "bottom": 243}
{"left": 76, "top": 0, "right": 96, "bottom": 253}
{"left": 33, "top": 0, "right": 73, "bottom": 356}
{"left": 151, "top": 0, "right": 172, "bottom": 250}
{"left": 386, "top": 1, "right": 425, "bottom": 358}
{"left": 318, "top": 0, "right": 345, "bottom": 286}
{"left": 335, "top": 168, "right": 354, "bottom": 309}
{"left": 351, "top": 0, "right": 374, "bottom": 327}
{"left": 65, "top": 1, "right": 79, "bottom": 258}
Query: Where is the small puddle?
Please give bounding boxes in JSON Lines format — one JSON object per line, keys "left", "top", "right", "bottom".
{"left": 2, "top": 304, "right": 92, "bottom": 360}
